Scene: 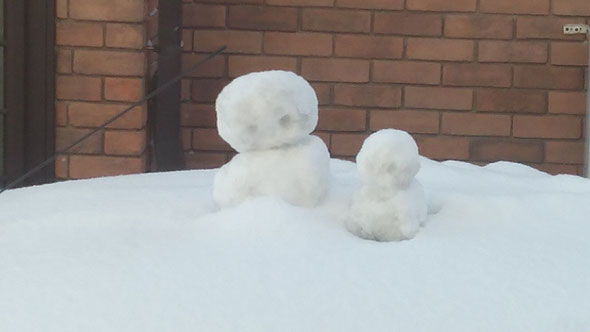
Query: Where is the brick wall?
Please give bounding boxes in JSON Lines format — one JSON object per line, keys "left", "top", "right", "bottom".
{"left": 181, "top": 0, "right": 589, "bottom": 175}
{"left": 55, "top": 0, "right": 150, "bottom": 179}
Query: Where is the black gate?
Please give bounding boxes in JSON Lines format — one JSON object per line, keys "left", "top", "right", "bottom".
{"left": 2, "top": 0, "right": 55, "bottom": 187}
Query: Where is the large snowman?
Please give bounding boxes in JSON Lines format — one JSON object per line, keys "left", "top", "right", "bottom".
{"left": 346, "top": 129, "right": 428, "bottom": 241}
{"left": 212, "top": 71, "right": 330, "bottom": 208}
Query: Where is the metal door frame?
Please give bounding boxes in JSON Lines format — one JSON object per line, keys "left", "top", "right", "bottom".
{"left": 4, "top": 0, "right": 55, "bottom": 186}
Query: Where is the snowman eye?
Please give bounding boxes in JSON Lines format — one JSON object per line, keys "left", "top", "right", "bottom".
{"left": 279, "top": 115, "right": 292, "bottom": 128}
{"left": 247, "top": 124, "right": 258, "bottom": 133}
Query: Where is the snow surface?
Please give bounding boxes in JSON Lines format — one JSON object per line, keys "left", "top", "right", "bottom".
{"left": 213, "top": 135, "right": 330, "bottom": 208}
{"left": 348, "top": 129, "right": 427, "bottom": 241}
{"left": 216, "top": 71, "right": 318, "bottom": 152}
{"left": 1, "top": 158, "right": 590, "bottom": 332}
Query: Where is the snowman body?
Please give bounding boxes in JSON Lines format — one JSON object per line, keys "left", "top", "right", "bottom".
{"left": 212, "top": 71, "right": 330, "bottom": 208}
{"left": 347, "top": 129, "right": 427, "bottom": 241}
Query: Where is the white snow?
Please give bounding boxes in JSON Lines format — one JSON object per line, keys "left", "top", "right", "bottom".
{"left": 215, "top": 70, "right": 319, "bottom": 152}
{"left": 347, "top": 129, "right": 427, "bottom": 241}
{"left": 213, "top": 70, "right": 330, "bottom": 208}
{"left": 1, "top": 158, "right": 590, "bottom": 332}
{"left": 213, "top": 135, "right": 330, "bottom": 208}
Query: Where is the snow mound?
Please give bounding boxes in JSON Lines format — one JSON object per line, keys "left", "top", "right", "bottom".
{"left": 1, "top": 158, "right": 590, "bottom": 331}
{"left": 347, "top": 130, "right": 427, "bottom": 241}
{"left": 213, "top": 135, "right": 330, "bottom": 208}
{"left": 216, "top": 70, "right": 318, "bottom": 152}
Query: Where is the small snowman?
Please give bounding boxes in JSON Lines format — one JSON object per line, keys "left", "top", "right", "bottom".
{"left": 212, "top": 70, "right": 330, "bottom": 208}
{"left": 346, "top": 129, "right": 427, "bottom": 241}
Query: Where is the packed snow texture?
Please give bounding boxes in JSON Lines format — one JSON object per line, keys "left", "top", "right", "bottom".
{"left": 356, "top": 129, "right": 420, "bottom": 189}
{"left": 213, "top": 135, "right": 330, "bottom": 208}
{"left": 2, "top": 159, "right": 590, "bottom": 332}
{"left": 347, "top": 129, "right": 427, "bottom": 241}
{"left": 215, "top": 70, "right": 319, "bottom": 152}
{"left": 213, "top": 70, "right": 329, "bottom": 208}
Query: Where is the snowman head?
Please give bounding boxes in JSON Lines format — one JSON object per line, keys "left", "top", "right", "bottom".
{"left": 356, "top": 129, "right": 421, "bottom": 189}
{"left": 215, "top": 71, "right": 319, "bottom": 152}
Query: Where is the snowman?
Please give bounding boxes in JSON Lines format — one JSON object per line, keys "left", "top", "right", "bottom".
{"left": 212, "top": 71, "right": 330, "bottom": 208}
{"left": 346, "top": 129, "right": 427, "bottom": 241}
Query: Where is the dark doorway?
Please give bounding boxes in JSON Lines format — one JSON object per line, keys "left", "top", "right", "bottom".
{"left": 2, "top": 0, "right": 56, "bottom": 187}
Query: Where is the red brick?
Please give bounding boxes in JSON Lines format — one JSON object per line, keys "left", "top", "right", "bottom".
{"left": 56, "top": 0, "right": 68, "bottom": 18}
{"left": 57, "top": 49, "right": 73, "bottom": 74}
{"left": 183, "top": 4, "right": 226, "bottom": 28}
{"left": 553, "top": 0, "right": 590, "bottom": 16}
{"left": 336, "top": 0, "right": 403, "bottom": 9}
{"left": 185, "top": 152, "right": 228, "bottom": 169}
{"left": 334, "top": 35, "right": 403, "bottom": 59}
{"left": 478, "top": 41, "right": 548, "bottom": 63}
{"left": 514, "top": 66, "right": 583, "bottom": 90}
{"left": 182, "top": 129, "right": 192, "bottom": 151}
{"left": 56, "top": 102, "right": 68, "bottom": 126}
{"left": 302, "top": 58, "right": 370, "bottom": 83}
{"left": 104, "top": 130, "right": 146, "bottom": 155}
{"left": 373, "top": 61, "right": 441, "bottom": 85}
{"left": 370, "top": 110, "right": 439, "bottom": 134}
{"left": 182, "top": 30, "right": 193, "bottom": 52}
{"left": 56, "top": 127, "right": 104, "bottom": 154}
{"left": 374, "top": 13, "right": 442, "bottom": 36}
{"left": 303, "top": 9, "right": 371, "bottom": 33}
{"left": 192, "top": 128, "right": 234, "bottom": 151}
{"left": 268, "top": 0, "right": 333, "bottom": 6}
{"left": 68, "top": 102, "right": 146, "bottom": 129}
{"left": 56, "top": 21, "right": 103, "bottom": 47}
{"left": 264, "top": 32, "right": 333, "bottom": 56}
{"left": 55, "top": 155, "right": 69, "bottom": 179}
{"left": 533, "top": 163, "right": 580, "bottom": 176}
{"left": 317, "top": 108, "right": 366, "bottom": 131}
{"left": 311, "top": 83, "right": 332, "bottom": 105}
{"left": 551, "top": 42, "right": 588, "bottom": 66}
{"left": 228, "top": 56, "right": 297, "bottom": 78}
{"left": 513, "top": 115, "right": 582, "bottom": 139}
{"left": 545, "top": 141, "right": 585, "bottom": 164}
{"left": 56, "top": 76, "right": 102, "bottom": 101}
{"left": 517, "top": 17, "right": 587, "bottom": 40}
{"left": 104, "top": 78, "right": 143, "bottom": 102}
{"left": 477, "top": 89, "right": 546, "bottom": 113}
{"left": 180, "top": 104, "right": 217, "bottom": 127}
{"left": 106, "top": 23, "right": 144, "bottom": 49}
{"left": 441, "top": 113, "right": 511, "bottom": 136}
{"left": 70, "top": 0, "right": 145, "bottom": 22}
{"left": 181, "top": 80, "right": 192, "bottom": 102}
{"left": 228, "top": 6, "right": 297, "bottom": 32}
{"left": 69, "top": 155, "right": 146, "bottom": 179}
{"left": 73, "top": 50, "right": 144, "bottom": 76}
{"left": 194, "top": 30, "right": 262, "bottom": 54}
{"left": 192, "top": 0, "right": 262, "bottom": 4}
{"left": 330, "top": 133, "right": 368, "bottom": 156}
{"left": 480, "top": 0, "right": 549, "bottom": 14}
{"left": 405, "top": 87, "right": 473, "bottom": 110}
{"left": 313, "top": 131, "right": 331, "bottom": 147}
{"left": 470, "top": 139, "right": 544, "bottom": 162}
{"left": 191, "top": 79, "right": 229, "bottom": 103}
{"left": 183, "top": 54, "right": 225, "bottom": 78}
{"left": 415, "top": 136, "right": 470, "bottom": 160}
{"left": 445, "top": 15, "right": 513, "bottom": 39}
{"left": 407, "top": 0, "right": 476, "bottom": 12}
{"left": 334, "top": 84, "right": 401, "bottom": 108}
{"left": 548, "top": 92, "right": 587, "bottom": 115}
{"left": 407, "top": 38, "right": 474, "bottom": 61}
{"left": 443, "top": 64, "right": 512, "bottom": 88}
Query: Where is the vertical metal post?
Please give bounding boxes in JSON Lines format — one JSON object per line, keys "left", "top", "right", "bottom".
{"left": 155, "top": 0, "right": 184, "bottom": 171}
{"left": 585, "top": 35, "right": 590, "bottom": 177}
